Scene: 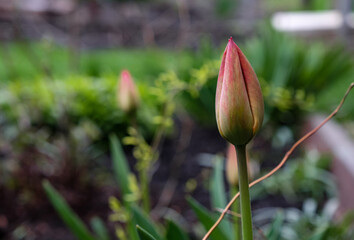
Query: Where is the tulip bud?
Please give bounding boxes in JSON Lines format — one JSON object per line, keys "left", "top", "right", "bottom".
{"left": 226, "top": 144, "right": 253, "bottom": 186}
{"left": 216, "top": 37, "right": 264, "bottom": 146}
{"left": 117, "top": 70, "right": 140, "bottom": 114}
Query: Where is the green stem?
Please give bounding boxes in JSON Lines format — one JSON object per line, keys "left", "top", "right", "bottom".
{"left": 231, "top": 186, "right": 241, "bottom": 240}
{"left": 235, "top": 145, "right": 253, "bottom": 240}
{"left": 140, "top": 170, "right": 150, "bottom": 212}
{"left": 130, "top": 114, "right": 151, "bottom": 212}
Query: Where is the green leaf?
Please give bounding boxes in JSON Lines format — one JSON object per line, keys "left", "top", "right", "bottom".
{"left": 136, "top": 225, "right": 157, "bottom": 240}
{"left": 165, "top": 220, "right": 190, "bottom": 240}
{"left": 186, "top": 196, "right": 229, "bottom": 240}
{"left": 110, "top": 134, "right": 131, "bottom": 195}
{"left": 132, "top": 205, "right": 162, "bottom": 240}
{"left": 210, "top": 156, "right": 227, "bottom": 209}
{"left": 90, "top": 217, "right": 110, "bottom": 240}
{"left": 127, "top": 216, "right": 140, "bottom": 240}
{"left": 210, "top": 156, "right": 233, "bottom": 239}
{"left": 266, "top": 210, "right": 284, "bottom": 240}
{"left": 308, "top": 224, "right": 329, "bottom": 240}
{"left": 42, "top": 180, "right": 96, "bottom": 240}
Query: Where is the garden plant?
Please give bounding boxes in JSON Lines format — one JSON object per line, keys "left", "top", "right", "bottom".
{"left": 39, "top": 35, "right": 354, "bottom": 240}
{"left": 1, "top": 1, "right": 354, "bottom": 239}
{"left": 203, "top": 37, "right": 354, "bottom": 240}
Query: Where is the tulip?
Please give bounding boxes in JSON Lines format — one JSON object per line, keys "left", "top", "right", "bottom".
{"left": 215, "top": 37, "right": 264, "bottom": 146}
{"left": 216, "top": 37, "right": 264, "bottom": 240}
{"left": 226, "top": 144, "right": 256, "bottom": 186}
{"left": 117, "top": 70, "right": 140, "bottom": 114}
{"left": 226, "top": 144, "right": 240, "bottom": 186}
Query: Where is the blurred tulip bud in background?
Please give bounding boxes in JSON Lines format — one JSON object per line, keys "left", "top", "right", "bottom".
{"left": 117, "top": 70, "right": 140, "bottom": 114}
{"left": 226, "top": 144, "right": 256, "bottom": 187}
{"left": 216, "top": 37, "right": 264, "bottom": 146}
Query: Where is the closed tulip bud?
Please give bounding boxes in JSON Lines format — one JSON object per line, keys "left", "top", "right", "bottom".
{"left": 216, "top": 37, "right": 264, "bottom": 146}
{"left": 226, "top": 144, "right": 253, "bottom": 186}
{"left": 117, "top": 70, "right": 140, "bottom": 114}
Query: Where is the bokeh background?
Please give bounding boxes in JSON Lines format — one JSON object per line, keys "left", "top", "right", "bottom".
{"left": 0, "top": 0, "right": 354, "bottom": 239}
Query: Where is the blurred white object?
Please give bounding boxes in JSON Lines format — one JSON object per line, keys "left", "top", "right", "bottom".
{"left": 272, "top": 11, "right": 344, "bottom": 32}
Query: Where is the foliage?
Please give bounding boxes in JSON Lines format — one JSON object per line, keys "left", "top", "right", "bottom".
{"left": 178, "top": 60, "right": 220, "bottom": 125}
{"left": 1, "top": 25, "right": 353, "bottom": 240}
{"left": 0, "top": 45, "right": 217, "bottom": 142}
{"left": 0, "top": 41, "right": 199, "bottom": 82}
{"left": 42, "top": 180, "right": 97, "bottom": 240}
{"left": 39, "top": 57, "right": 208, "bottom": 239}
{"left": 176, "top": 27, "right": 354, "bottom": 128}
{"left": 41, "top": 136, "right": 354, "bottom": 240}
{"left": 186, "top": 150, "right": 352, "bottom": 239}
{"left": 107, "top": 59, "right": 210, "bottom": 236}
{"left": 0, "top": 76, "right": 160, "bottom": 148}
{"left": 2, "top": 30, "right": 352, "bottom": 137}
{"left": 185, "top": 156, "right": 238, "bottom": 239}
{"left": 255, "top": 199, "right": 354, "bottom": 240}
{"left": 316, "top": 78, "right": 354, "bottom": 121}
{"left": 214, "top": 0, "right": 239, "bottom": 18}
{"left": 251, "top": 151, "right": 336, "bottom": 203}
{"left": 81, "top": 134, "right": 190, "bottom": 240}
{"left": 41, "top": 135, "right": 189, "bottom": 240}
{"left": 0, "top": 102, "right": 103, "bottom": 212}
{"left": 0, "top": 43, "right": 214, "bottom": 238}
{"left": 244, "top": 26, "right": 354, "bottom": 126}
{"left": 137, "top": 225, "right": 158, "bottom": 240}
{"left": 264, "top": 0, "right": 333, "bottom": 12}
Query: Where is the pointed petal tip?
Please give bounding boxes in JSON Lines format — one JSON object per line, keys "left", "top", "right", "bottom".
{"left": 121, "top": 69, "right": 130, "bottom": 76}
{"left": 227, "top": 37, "right": 238, "bottom": 50}
{"left": 121, "top": 70, "right": 133, "bottom": 82}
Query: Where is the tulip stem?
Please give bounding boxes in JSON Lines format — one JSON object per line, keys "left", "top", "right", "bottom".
{"left": 235, "top": 144, "right": 253, "bottom": 240}
{"left": 231, "top": 186, "right": 241, "bottom": 240}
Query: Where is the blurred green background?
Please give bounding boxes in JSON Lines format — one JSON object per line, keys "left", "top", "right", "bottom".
{"left": 0, "top": 0, "right": 354, "bottom": 239}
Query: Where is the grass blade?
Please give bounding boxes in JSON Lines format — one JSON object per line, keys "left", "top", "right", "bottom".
{"left": 187, "top": 196, "right": 229, "bottom": 240}
{"left": 42, "top": 180, "right": 95, "bottom": 240}
{"left": 132, "top": 205, "right": 162, "bottom": 240}
{"left": 136, "top": 225, "right": 157, "bottom": 240}
{"left": 110, "top": 134, "right": 131, "bottom": 195}
{"left": 90, "top": 217, "right": 110, "bottom": 240}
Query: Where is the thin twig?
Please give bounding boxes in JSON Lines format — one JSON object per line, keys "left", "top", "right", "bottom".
{"left": 203, "top": 82, "right": 354, "bottom": 240}
{"left": 214, "top": 208, "right": 241, "bottom": 218}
